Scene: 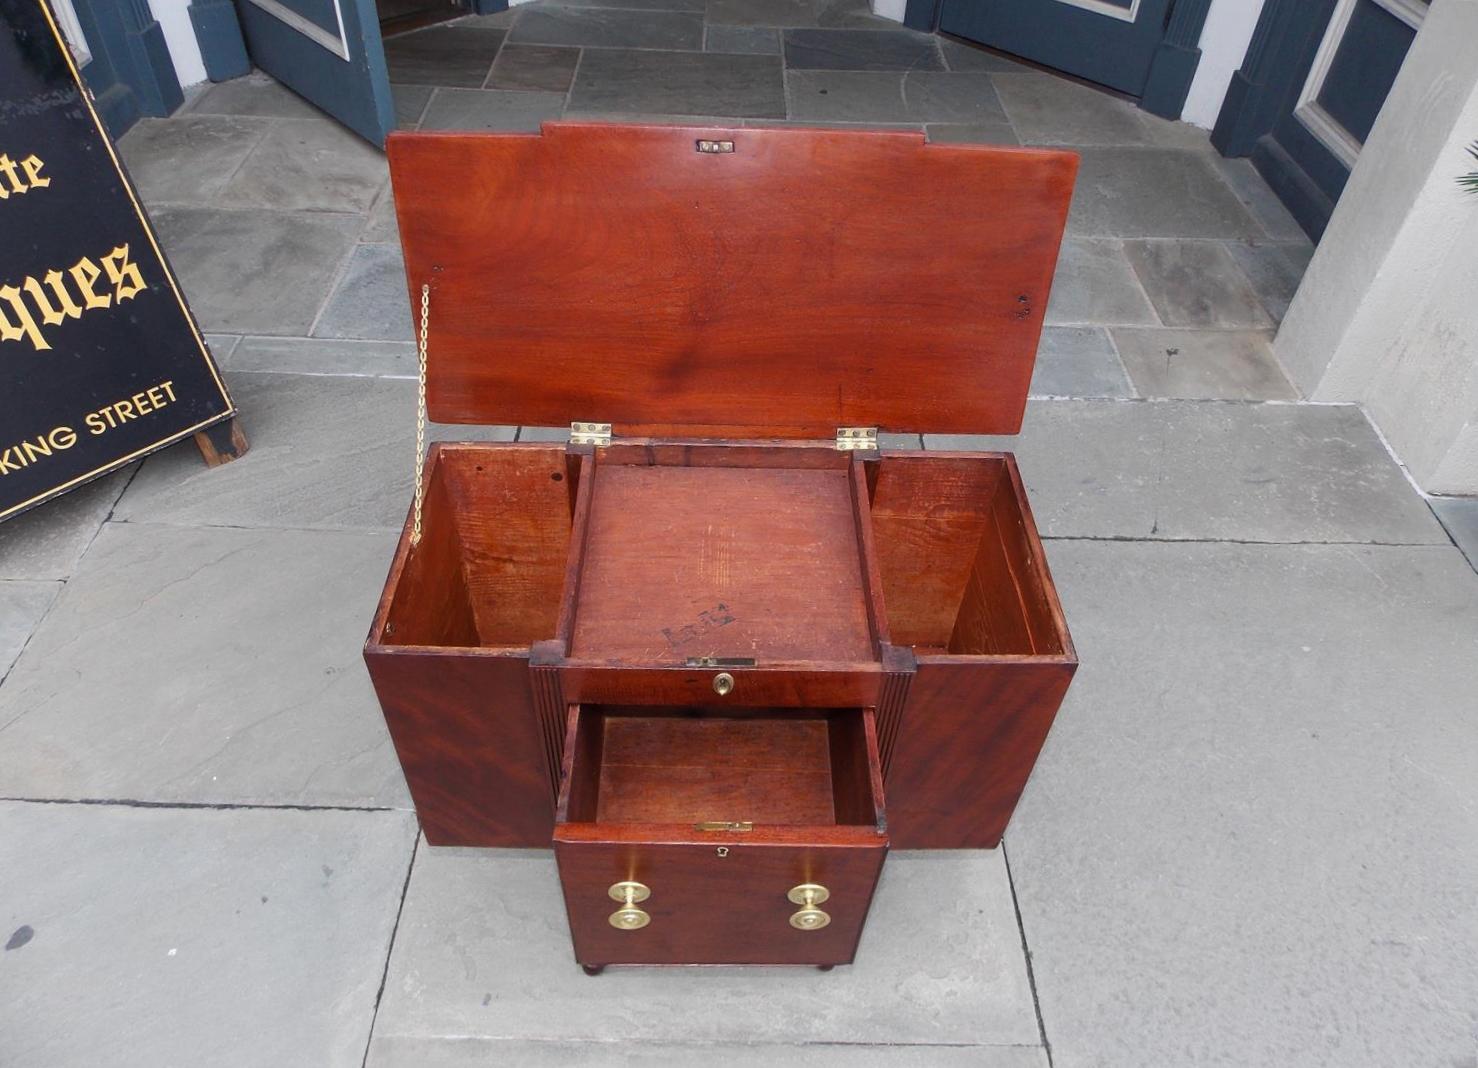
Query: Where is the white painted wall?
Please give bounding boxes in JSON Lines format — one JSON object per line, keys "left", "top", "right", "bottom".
{"left": 148, "top": 0, "right": 208, "bottom": 87}
{"left": 872, "top": 0, "right": 906, "bottom": 23}
{"left": 1182, "top": 0, "right": 1263, "bottom": 128}
{"left": 1275, "top": 0, "right": 1478, "bottom": 494}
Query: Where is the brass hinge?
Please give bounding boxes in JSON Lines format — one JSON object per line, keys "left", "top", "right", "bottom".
{"left": 570, "top": 421, "right": 612, "bottom": 446}
{"left": 836, "top": 426, "right": 878, "bottom": 451}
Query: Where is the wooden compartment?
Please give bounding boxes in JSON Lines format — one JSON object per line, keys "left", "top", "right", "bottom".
{"left": 365, "top": 442, "right": 578, "bottom": 847}
{"left": 554, "top": 703, "right": 887, "bottom": 967}
{"left": 376, "top": 443, "right": 575, "bottom": 651}
{"left": 868, "top": 450, "right": 1076, "bottom": 848}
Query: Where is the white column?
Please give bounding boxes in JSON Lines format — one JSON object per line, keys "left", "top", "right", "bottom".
{"left": 1275, "top": 0, "right": 1478, "bottom": 495}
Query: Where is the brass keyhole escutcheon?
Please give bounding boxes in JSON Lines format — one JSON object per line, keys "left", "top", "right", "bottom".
{"left": 713, "top": 672, "right": 734, "bottom": 696}
{"left": 787, "top": 883, "right": 831, "bottom": 931}
{"left": 608, "top": 880, "right": 651, "bottom": 930}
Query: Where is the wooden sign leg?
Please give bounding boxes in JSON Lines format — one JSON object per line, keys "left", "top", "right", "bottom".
{"left": 194, "top": 417, "right": 249, "bottom": 466}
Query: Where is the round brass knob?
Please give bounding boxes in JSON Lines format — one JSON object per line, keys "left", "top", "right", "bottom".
{"left": 713, "top": 672, "right": 735, "bottom": 696}
{"left": 607, "top": 880, "right": 651, "bottom": 930}
{"left": 787, "top": 883, "right": 831, "bottom": 931}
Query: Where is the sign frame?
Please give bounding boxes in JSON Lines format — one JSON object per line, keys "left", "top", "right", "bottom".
{"left": 0, "top": 0, "right": 243, "bottom": 523}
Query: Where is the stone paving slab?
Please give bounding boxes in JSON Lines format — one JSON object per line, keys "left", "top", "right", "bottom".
{"left": 312, "top": 243, "right": 414, "bottom": 341}
{"left": 1152, "top": 402, "right": 1446, "bottom": 543}
{"left": 1110, "top": 327, "right": 1292, "bottom": 401}
{"left": 184, "top": 69, "right": 325, "bottom": 119}
{"left": 510, "top": 7, "right": 705, "bottom": 49}
{"left": 0, "top": 468, "right": 131, "bottom": 580}
{"left": 371, "top": 847, "right": 1039, "bottom": 1048}
{"left": 991, "top": 71, "right": 1151, "bottom": 146}
{"left": 0, "top": 523, "right": 409, "bottom": 807}
{"left": 1045, "top": 238, "right": 1159, "bottom": 327}
{"left": 418, "top": 87, "right": 566, "bottom": 132}
{"left": 1209, "top": 155, "right": 1312, "bottom": 245}
{"left": 114, "top": 373, "right": 513, "bottom": 532}
{"left": 705, "top": 23, "right": 781, "bottom": 53}
{"left": 486, "top": 43, "right": 583, "bottom": 89}
{"left": 118, "top": 115, "right": 274, "bottom": 208}
{"left": 0, "top": 802, "right": 416, "bottom": 1068}
{"left": 218, "top": 118, "right": 386, "bottom": 214}
{"left": 924, "top": 121, "right": 1018, "bottom": 144}
{"left": 1008, "top": 540, "right": 1478, "bottom": 1068}
{"left": 927, "top": 400, "right": 1448, "bottom": 544}
{"left": 386, "top": 25, "right": 507, "bottom": 86}
{"left": 569, "top": 49, "right": 785, "bottom": 117}
{"left": 706, "top": 0, "right": 824, "bottom": 27}
{"left": 369, "top": 1038, "right": 1049, "bottom": 1066}
{"left": 786, "top": 70, "right": 1002, "bottom": 123}
{"left": 222, "top": 336, "right": 417, "bottom": 377}
{"left": 0, "top": 581, "right": 59, "bottom": 678}
{"left": 151, "top": 208, "right": 361, "bottom": 336}
{"left": 1068, "top": 148, "right": 1264, "bottom": 240}
{"left": 1123, "top": 239, "right": 1274, "bottom": 330}
{"left": 1030, "top": 326, "right": 1133, "bottom": 399}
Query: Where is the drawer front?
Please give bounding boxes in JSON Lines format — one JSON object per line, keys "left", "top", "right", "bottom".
{"left": 554, "top": 834, "right": 887, "bottom": 966}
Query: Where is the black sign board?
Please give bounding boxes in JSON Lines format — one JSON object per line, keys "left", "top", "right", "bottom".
{"left": 1, "top": 0, "right": 235, "bottom": 521}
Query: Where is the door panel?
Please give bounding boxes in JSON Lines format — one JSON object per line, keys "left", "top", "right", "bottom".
{"left": 939, "top": 0, "right": 1174, "bottom": 96}
{"left": 1256, "top": 0, "right": 1424, "bottom": 239}
{"left": 235, "top": 0, "right": 394, "bottom": 145}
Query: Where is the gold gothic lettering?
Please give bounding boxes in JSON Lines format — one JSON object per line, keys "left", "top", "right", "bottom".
{"left": 0, "top": 245, "right": 143, "bottom": 352}
{"left": 0, "top": 152, "right": 49, "bottom": 199}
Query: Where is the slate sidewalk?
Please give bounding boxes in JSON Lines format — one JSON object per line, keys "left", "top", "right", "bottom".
{"left": 3, "top": 4, "right": 1478, "bottom": 1065}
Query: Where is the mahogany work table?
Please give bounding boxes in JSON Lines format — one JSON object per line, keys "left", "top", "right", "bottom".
{"left": 365, "top": 122, "right": 1079, "bottom": 971}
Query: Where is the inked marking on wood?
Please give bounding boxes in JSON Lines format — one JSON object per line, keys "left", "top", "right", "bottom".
{"left": 662, "top": 603, "right": 736, "bottom": 650}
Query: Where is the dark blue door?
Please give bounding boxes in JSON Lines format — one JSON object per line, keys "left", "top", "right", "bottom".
{"left": 234, "top": 0, "right": 394, "bottom": 144}
{"left": 1254, "top": 0, "right": 1426, "bottom": 239}
{"left": 939, "top": 0, "right": 1174, "bottom": 97}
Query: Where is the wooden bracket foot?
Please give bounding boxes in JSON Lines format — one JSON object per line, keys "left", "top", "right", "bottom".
{"left": 194, "top": 417, "right": 249, "bottom": 467}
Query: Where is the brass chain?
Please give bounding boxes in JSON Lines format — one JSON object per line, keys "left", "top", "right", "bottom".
{"left": 410, "top": 283, "right": 429, "bottom": 546}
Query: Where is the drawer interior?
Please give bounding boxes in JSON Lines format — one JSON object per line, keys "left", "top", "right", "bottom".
{"left": 376, "top": 443, "right": 575, "bottom": 650}
{"left": 560, "top": 705, "right": 883, "bottom": 831}
{"left": 869, "top": 452, "right": 1069, "bottom": 657}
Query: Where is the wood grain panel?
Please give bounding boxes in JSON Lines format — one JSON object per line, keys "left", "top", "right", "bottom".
{"left": 570, "top": 463, "right": 874, "bottom": 663}
{"left": 388, "top": 124, "right": 1077, "bottom": 436}
{"left": 869, "top": 453, "right": 1003, "bottom": 648}
{"left": 885, "top": 658, "right": 1074, "bottom": 849}
{"left": 437, "top": 443, "right": 573, "bottom": 647}
{"left": 376, "top": 463, "right": 479, "bottom": 649}
{"left": 364, "top": 647, "right": 553, "bottom": 846}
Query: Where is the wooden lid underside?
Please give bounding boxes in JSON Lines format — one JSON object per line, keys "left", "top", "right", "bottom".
{"left": 388, "top": 123, "right": 1077, "bottom": 437}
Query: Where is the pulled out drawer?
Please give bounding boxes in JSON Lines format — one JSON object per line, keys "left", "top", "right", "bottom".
{"left": 553, "top": 703, "right": 888, "bottom": 968}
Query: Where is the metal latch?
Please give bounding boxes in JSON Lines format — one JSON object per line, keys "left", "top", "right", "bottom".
{"left": 836, "top": 426, "right": 878, "bottom": 451}
{"left": 569, "top": 421, "right": 612, "bottom": 446}
{"left": 694, "top": 821, "right": 753, "bottom": 832}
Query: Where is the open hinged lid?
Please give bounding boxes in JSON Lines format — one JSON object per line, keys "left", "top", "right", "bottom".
{"left": 387, "top": 123, "right": 1077, "bottom": 438}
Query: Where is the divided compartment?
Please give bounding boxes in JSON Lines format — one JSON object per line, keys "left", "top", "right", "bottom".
{"left": 868, "top": 450, "right": 1070, "bottom": 659}
{"left": 373, "top": 442, "right": 577, "bottom": 651}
